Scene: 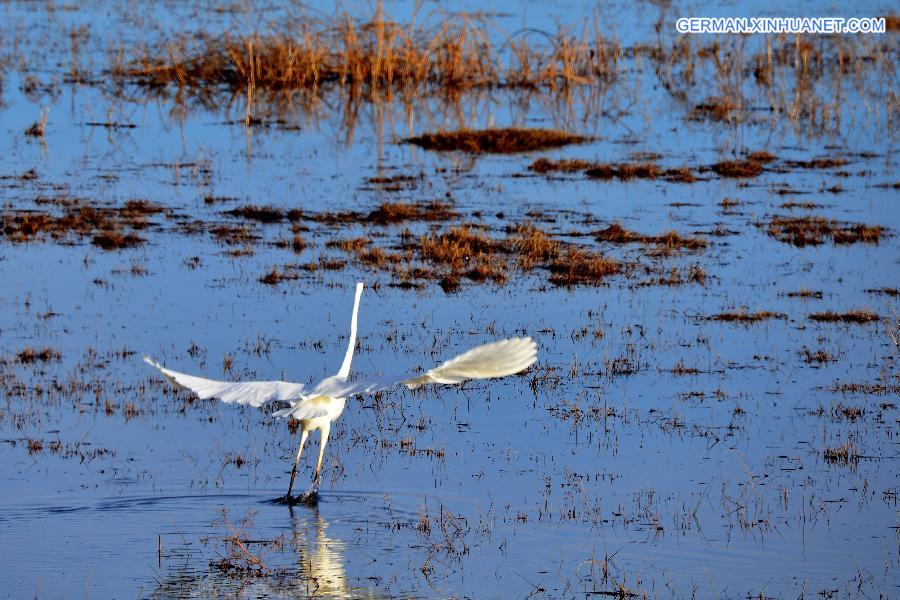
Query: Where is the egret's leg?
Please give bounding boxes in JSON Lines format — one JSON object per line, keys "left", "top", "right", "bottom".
{"left": 286, "top": 430, "right": 309, "bottom": 498}
{"left": 313, "top": 425, "right": 331, "bottom": 485}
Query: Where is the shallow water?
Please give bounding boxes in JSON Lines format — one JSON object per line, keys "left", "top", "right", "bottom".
{"left": 1, "top": 0, "right": 898, "bottom": 598}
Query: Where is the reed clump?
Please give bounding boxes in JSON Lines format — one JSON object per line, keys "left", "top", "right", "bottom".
{"left": 115, "top": 4, "right": 621, "bottom": 97}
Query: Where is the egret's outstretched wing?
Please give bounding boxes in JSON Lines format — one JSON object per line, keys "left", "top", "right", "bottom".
{"left": 314, "top": 337, "right": 538, "bottom": 398}
{"left": 143, "top": 356, "right": 306, "bottom": 407}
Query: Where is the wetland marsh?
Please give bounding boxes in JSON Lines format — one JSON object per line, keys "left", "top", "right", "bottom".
{"left": 0, "top": 0, "right": 898, "bottom": 598}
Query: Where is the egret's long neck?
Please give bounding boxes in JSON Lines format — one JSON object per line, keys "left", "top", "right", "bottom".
{"left": 336, "top": 282, "right": 364, "bottom": 380}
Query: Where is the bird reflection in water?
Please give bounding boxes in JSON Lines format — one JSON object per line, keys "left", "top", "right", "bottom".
{"left": 151, "top": 502, "right": 384, "bottom": 599}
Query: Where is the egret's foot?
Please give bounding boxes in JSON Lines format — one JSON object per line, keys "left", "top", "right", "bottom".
{"left": 298, "top": 486, "right": 319, "bottom": 505}
{"left": 274, "top": 486, "right": 318, "bottom": 506}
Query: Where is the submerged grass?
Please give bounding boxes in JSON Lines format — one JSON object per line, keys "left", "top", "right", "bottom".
{"left": 808, "top": 310, "right": 880, "bottom": 324}
{"left": 765, "top": 216, "right": 885, "bottom": 246}
{"left": 709, "top": 311, "right": 787, "bottom": 323}
{"left": 406, "top": 128, "right": 589, "bottom": 153}
{"left": 1, "top": 199, "right": 165, "bottom": 249}
{"left": 595, "top": 223, "right": 707, "bottom": 253}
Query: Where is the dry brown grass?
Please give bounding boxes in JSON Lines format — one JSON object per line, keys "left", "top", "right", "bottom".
{"left": 786, "top": 288, "right": 823, "bottom": 299}
{"left": 802, "top": 349, "right": 836, "bottom": 364}
{"left": 209, "top": 224, "right": 257, "bottom": 245}
{"left": 92, "top": 231, "right": 144, "bottom": 250}
{"left": 708, "top": 311, "right": 787, "bottom": 323}
{"left": 407, "top": 128, "right": 589, "bottom": 153}
{"left": 510, "top": 223, "right": 561, "bottom": 269}
{"left": 1, "top": 199, "right": 164, "bottom": 249}
{"left": 784, "top": 157, "right": 848, "bottom": 169}
{"left": 224, "top": 205, "right": 288, "bottom": 223}
{"left": 17, "top": 347, "right": 61, "bottom": 363}
{"left": 746, "top": 151, "right": 776, "bottom": 163}
{"left": 808, "top": 310, "right": 880, "bottom": 324}
{"left": 823, "top": 440, "right": 860, "bottom": 465}
{"left": 765, "top": 216, "right": 885, "bottom": 246}
{"left": 548, "top": 248, "right": 620, "bottom": 286}
{"left": 368, "top": 201, "right": 455, "bottom": 223}
{"left": 116, "top": 4, "right": 621, "bottom": 98}
{"left": 710, "top": 159, "right": 764, "bottom": 178}
{"left": 585, "top": 162, "right": 662, "bottom": 180}
{"left": 529, "top": 159, "right": 695, "bottom": 182}
{"left": 595, "top": 223, "right": 707, "bottom": 253}
{"left": 865, "top": 287, "right": 899, "bottom": 297}
{"left": 528, "top": 158, "right": 594, "bottom": 173}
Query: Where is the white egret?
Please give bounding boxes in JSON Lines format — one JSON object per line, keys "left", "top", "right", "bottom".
{"left": 144, "top": 282, "right": 537, "bottom": 501}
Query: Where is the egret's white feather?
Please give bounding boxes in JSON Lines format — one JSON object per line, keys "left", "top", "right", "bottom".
{"left": 143, "top": 355, "right": 306, "bottom": 407}
{"left": 272, "top": 399, "right": 332, "bottom": 420}
{"left": 406, "top": 337, "right": 537, "bottom": 388}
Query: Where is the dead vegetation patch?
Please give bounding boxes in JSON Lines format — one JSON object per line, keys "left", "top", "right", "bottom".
{"left": 530, "top": 159, "right": 695, "bottom": 182}
{"left": 764, "top": 215, "right": 885, "bottom": 246}
{"left": 368, "top": 201, "right": 455, "bottom": 223}
{"left": 585, "top": 162, "right": 662, "bottom": 180}
{"left": 710, "top": 159, "right": 765, "bottom": 178}
{"left": 808, "top": 310, "right": 880, "bottom": 324}
{"left": 418, "top": 226, "right": 507, "bottom": 283}
{"left": 115, "top": 6, "right": 622, "bottom": 100}
{"left": 831, "top": 382, "right": 900, "bottom": 395}
{"left": 865, "top": 287, "right": 898, "bottom": 297}
{"left": 784, "top": 157, "right": 848, "bottom": 169}
{"left": 802, "top": 349, "right": 836, "bottom": 364}
{"left": 1, "top": 199, "right": 165, "bottom": 249}
{"left": 780, "top": 201, "right": 823, "bottom": 210}
{"left": 510, "top": 223, "right": 561, "bottom": 269}
{"left": 92, "top": 231, "right": 144, "bottom": 250}
{"left": 209, "top": 224, "right": 258, "bottom": 245}
{"left": 528, "top": 158, "right": 594, "bottom": 173}
{"left": 823, "top": 440, "right": 860, "bottom": 465}
{"left": 224, "top": 205, "right": 289, "bottom": 223}
{"left": 17, "top": 347, "right": 61, "bottom": 363}
{"left": 708, "top": 311, "right": 787, "bottom": 323}
{"left": 785, "top": 288, "right": 823, "bottom": 299}
{"left": 595, "top": 223, "right": 707, "bottom": 254}
{"left": 407, "top": 128, "right": 589, "bottom": 153}
{"left": 747, "top": 151, "right": 777, "bottom": 163}
{"left": 548, "top": 248, "right": 620, "bottom": 286}
{"left": 833, "top": 404, "right": 863, "bottom": 421}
